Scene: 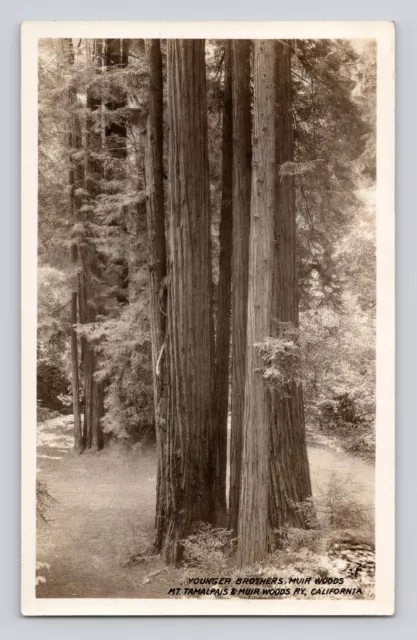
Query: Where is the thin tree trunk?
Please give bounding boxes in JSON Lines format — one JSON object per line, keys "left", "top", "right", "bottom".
{"left": 143, "top": 39, "right": 168, "bottom": 551}
{"left": 268, "top": 41, "right": 314, "bottom": 537}
{"left": 213, "top": 41, "right": 233, "bottom": 525}
{"left": 162, "top": 39, "right": 214, "bottom": 564}
{"left": 81, "top": 39, "right": 105, "bottom": 452}
{"left": 64, "top": 38, "right": 83, "bottom": 454}
{"left": 70, "top": 291, "right": 82, "bottom": 453}
{"left": 229, "top": 40, "right": 252, "bottom": 535}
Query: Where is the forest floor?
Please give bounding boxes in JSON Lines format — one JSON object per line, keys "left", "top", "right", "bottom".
{"left": 36, "top": 415, "right": 375, "bottom": 599}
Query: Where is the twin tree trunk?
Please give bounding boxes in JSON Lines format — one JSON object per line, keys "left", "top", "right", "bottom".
{"left": 162, "top": 40, "right": 215, "bottom": 563}
{"left": 229, "top": 40, "right": 252, "bottom": 535}
{"left": 237, "top": 40, "right": 313, "bottom": 567}
{"left": 63, "top": 38, "right": 106, "bottom": 453}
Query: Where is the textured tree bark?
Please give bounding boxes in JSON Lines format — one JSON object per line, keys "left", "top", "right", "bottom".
{"left": 212, "top": 41, "right": 233, "bottom": 525}
{"left": 229, "top": 40, "right": 252, "bottom": 535}
{"left": 143, "top": 39, "right": 168, "bottom": 551}
{"left": 64, "top": 38, "right": 83, "bottom": 454}
{"left": 238, "top": 41, "right": 314, "bottom": 567}
{"left": 237, "top": 40, "right": 273, "bottom": 567}
{"left": 162, "top": 39, "right": 215, "bottom": 564}
{"left": 268, "top": 41, "right": 314, "bottom": 537}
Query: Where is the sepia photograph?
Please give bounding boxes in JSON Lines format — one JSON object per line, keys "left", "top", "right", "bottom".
{"left": 21, "top": 21, "right": 395, "bottom": 616}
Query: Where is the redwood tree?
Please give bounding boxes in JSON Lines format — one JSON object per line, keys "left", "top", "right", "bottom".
{"left": 162, "top": 39, "right": 214, "bottom": 563}
{"left": 238, "top": 40, "right": 313, "bottom": 567}
{"left": 143, "top": 39, "right": 168, "bottom": 551}
{"left": 268, "top": 41, "right": 313, "bottom": 535}
{"left": 229, "top": 40, "right": 252, "bottom": 535}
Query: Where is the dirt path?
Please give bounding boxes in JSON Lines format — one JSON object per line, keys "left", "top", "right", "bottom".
{"left": 308, "top": 447, "right": 375, "bottom": 506}
{"left": 36, "top": 417, "right": 374, "bottom": 598}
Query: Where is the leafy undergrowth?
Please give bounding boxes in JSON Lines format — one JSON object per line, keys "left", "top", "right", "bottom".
{"left": 36, "top": 415, "right": 375, "bottom": 599}
{"left": 180, "top": 474, "right": 375, "bottom": 600}
{"left": 227, "top": 534, "right": 375, "bottom": 600}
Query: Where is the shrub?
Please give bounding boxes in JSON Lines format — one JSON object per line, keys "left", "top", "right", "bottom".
{"left": 182, "top": 524, "right": 234, "bottom": 573}
{"left": 315, "top": 471, "right": 373, "bottom": 531}
{"left": 279, "top": 527, "right": 323, "bottom": 553}
{"left": 275, "top": 471, "right": 373, "bottom": 556}
{"left": 255, "top": 321, "right": 303, "bottom": 396}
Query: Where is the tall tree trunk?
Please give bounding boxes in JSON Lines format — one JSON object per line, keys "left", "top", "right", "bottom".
{"left": 143, "top": 39, "right": 168, "bottom": 551}
{"left": 268, "top": 41, "right": 314, "bottom": 536}
{"left": 81, "top": 39, "right": 105, "bottom": 452}
{"left": 237, "top": 41, "right": 272, "bottom": 567}
{"left": 162, "top": 39, "right": 214, "bottom": 564}
{"left": 64, "top": 38, "right": 83, "bottom": 454}
{"left": 212, "top": 41, "right": 233, "bottom": 525}
{"left": 237, "top": 41, "right": 313, "bottom": 567}
{"left": 229, "top": 40, "right": 252, "bottom": 535}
